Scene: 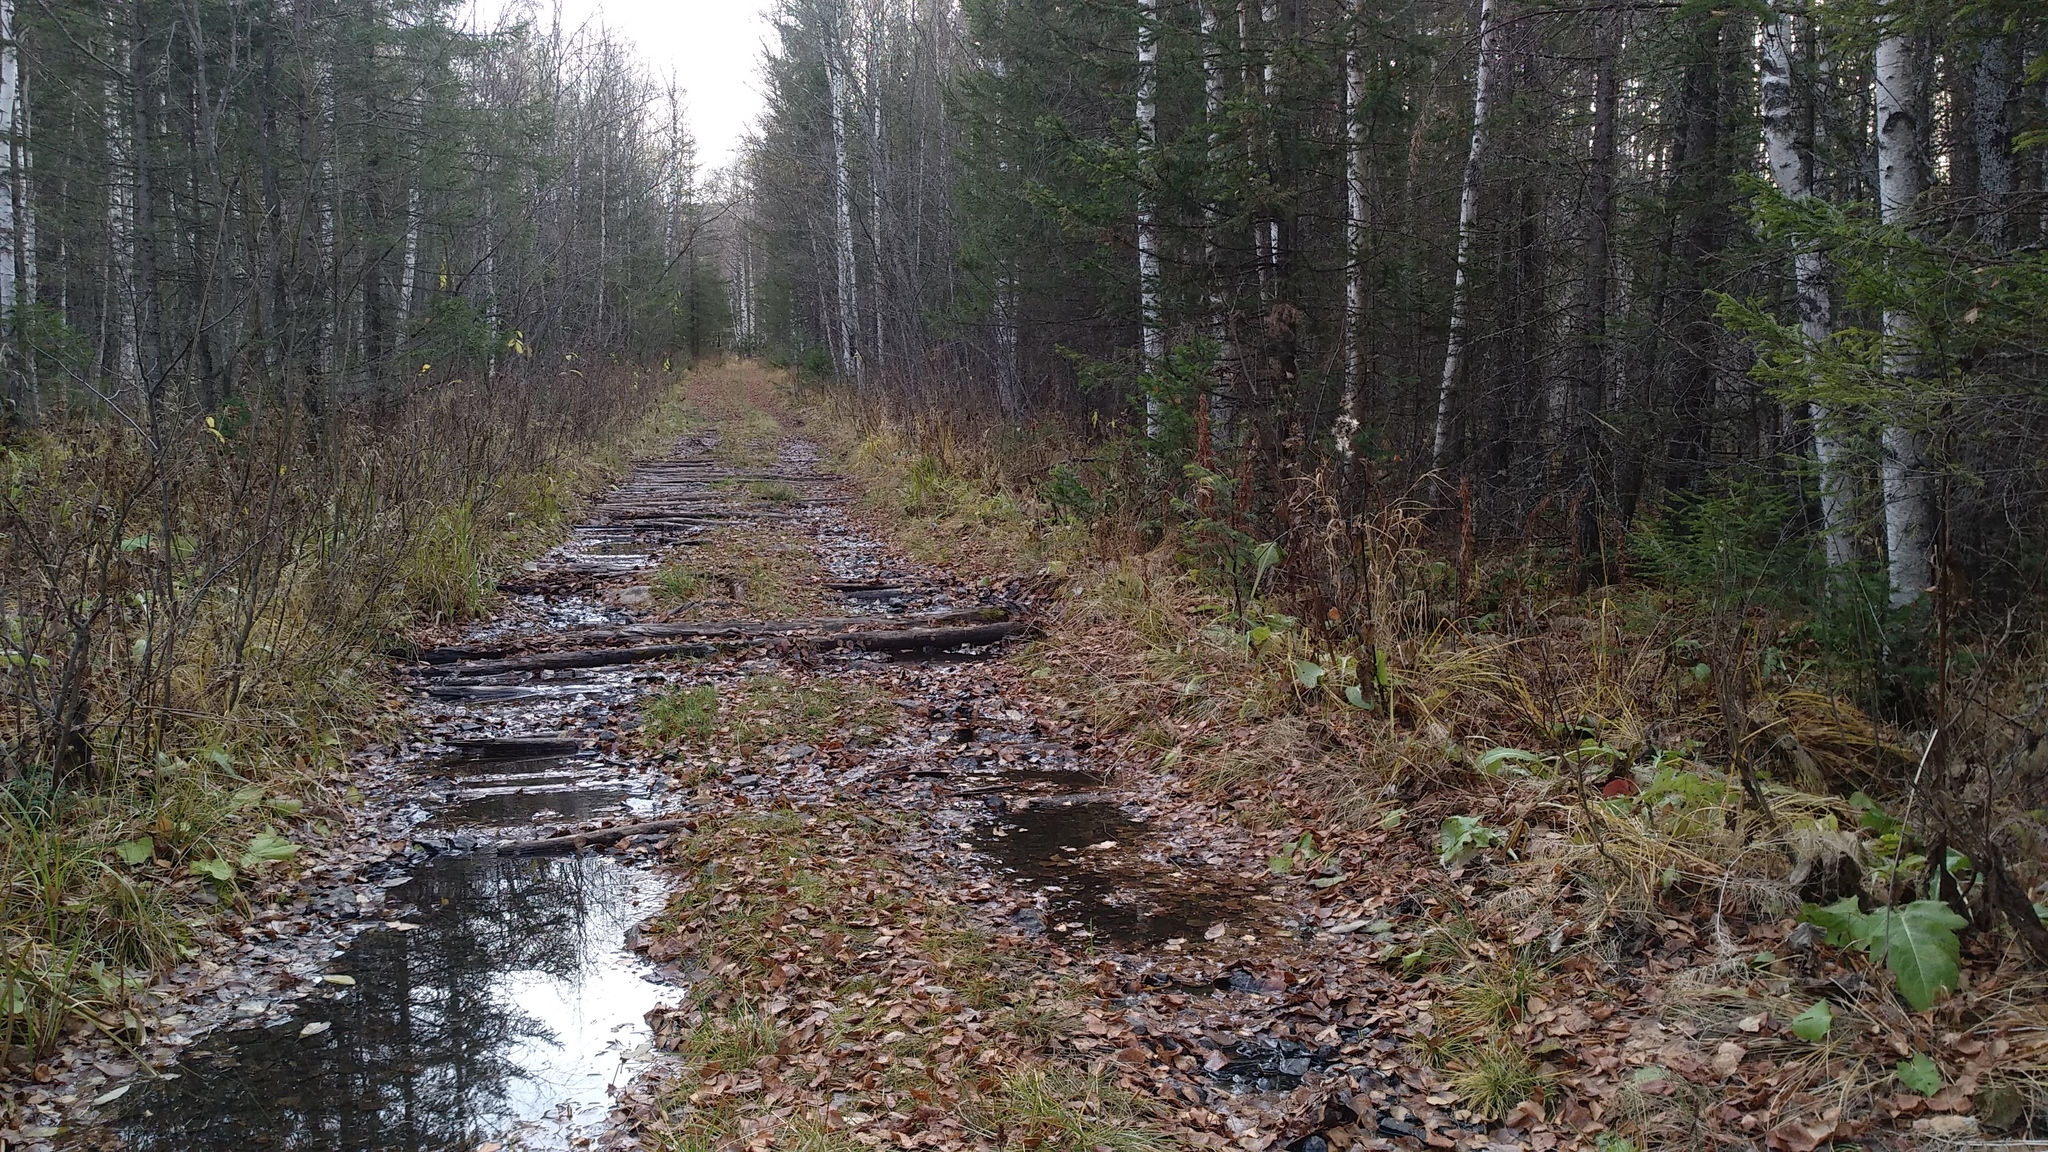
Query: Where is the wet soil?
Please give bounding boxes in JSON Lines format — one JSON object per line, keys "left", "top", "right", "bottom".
{"left": 78, "top": 410, "right": 1448, "bottom": 1152}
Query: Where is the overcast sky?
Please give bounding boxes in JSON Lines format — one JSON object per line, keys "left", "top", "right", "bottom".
{"left": 467, "top": 0, "right": 774, "bottom": 175}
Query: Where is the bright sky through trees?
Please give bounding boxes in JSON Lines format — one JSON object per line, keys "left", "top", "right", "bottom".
{"left": 468, "top": 0, "right": 771, "bottom": 171}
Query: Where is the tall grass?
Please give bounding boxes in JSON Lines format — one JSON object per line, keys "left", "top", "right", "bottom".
{"left": 0, "top": 361, "right": 695, "bottom": 1053}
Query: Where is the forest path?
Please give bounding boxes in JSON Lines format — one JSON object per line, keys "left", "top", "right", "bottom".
{"left": 90, "top": 416, "right": 875, "bottom": 1150}
{"left": 597, "top": 370, "right": 1473, "bottom": 1152}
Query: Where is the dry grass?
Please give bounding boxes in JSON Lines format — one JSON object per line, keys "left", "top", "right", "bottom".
{"left": 651, "top": 525, "right": 833, "bottom": 620}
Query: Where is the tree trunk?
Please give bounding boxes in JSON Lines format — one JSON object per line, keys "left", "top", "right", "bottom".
{"left": 1337, "top": 0, "right": 1366, "bottom": 456}
{"left": 1760, "top": 2, "right": 1854, "bottom": 570}
{"left": 1136, "top": 0, "right": 1163, "bottom": 434}
{"left": 1874, "top": 5, "right": 1933, "bottom": 608}
{"left": 1429, "top": 0, "right": 1497, "bottom": 471}
{"left": 1202, "top": 0, "right": 1235, "bottom": 443}
{"left": 823, "top": 19, "right": 862, "bottom": 390}
{"left": 1969, "top": 31, "right": 2012, "bottom": 250}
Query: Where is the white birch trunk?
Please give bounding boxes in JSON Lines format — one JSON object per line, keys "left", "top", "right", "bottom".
{"left": 0, "top": 0, "right": 18, "bottom": 312}
{"left": 1338, "top": 0, "right": 1366, "bottom": 454}
{"left": 1760, "top": 4, "right": 1853, "bottom": 570}
{"left": 104, "top": 68, "right": 136, "bottom": 395}
{"left": 1428, "top": 0, "right": 1497, "bottom": 470}
{"left": 1258, "top": 0, "right": 1279, "bottom": 285}
{"left": 1874, "top": 9, "right": 1933, "bottom": 607}
{"left": 1201, "top": 0, "right": 1234, "bottom": 441}
{"left": 869, "top": 41, "right": 885, "bottom": 384}
{"left": 1136, "top": 0, "right": 1163, "bottom": 435}
{"left": 398, "top": 184, "right": 420, "bottom": 328}
{"left": 824, "top": 32, "right": 862, "bottom": 388}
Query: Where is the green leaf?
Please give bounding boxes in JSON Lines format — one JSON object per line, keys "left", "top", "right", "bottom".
{"left": 1344, "top": 684, "right": 1375, "bottom": 709}
{"left": 239, "top": 830, "right": 300, "bottom": 869}
{"left": 1268, "top": 853, "right": 1295, "bottom": 875}
{"left": 267, "top": 796, "right": 304, "bottom": 816}
{"left": 1292, "top": 659, "right": 1326, "bottom": 689}
{"left": 1896, "top": 1053, "right": 1942, "bottom": 1097}
{"left": 1475, "top": 747, "right": 1545, "bottom": 775}
{"left": 1790, "top": 1001, "right": 1833, "bottom": 1042}
{"left": 1865, "top": 901, "right": 1968, "bottom": 1012}
{"left": 1797, "top": 898, "right": 1966, "bottom": 1012}
{"left": 113, "top": 837, "right": 155, "bottom": 866}
{"left": 1379, "top": 808, "right": 1405, "bottom": 830}
{"left": 1309, "top": 874, "right": 1348, "bottom": 889}
{"left": 1798, "top": 897, "right": 1867, "bottom": 948}
{"left": 190, "top": 858, "right": 235, "bottom": 882}
{"left": 1438, "top": 815, "right": 1502, "bottom": 868}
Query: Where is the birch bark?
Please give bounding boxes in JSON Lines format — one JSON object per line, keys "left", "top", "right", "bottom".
{"left": 823, "top": 18, "right": 862, "bottom": 389}
{"left": 1760, "top": 3, "right": 1853, "bottom": 569}
{"left": 1136, "top": 0, "right": 1163, "bottom": 435}
{"left": 1201, "top": 0, "right": 1233, "bottom": 440}
{"left": 1428, "top": 0, "right": 1497, "bottom": 470}
{"left": 1874, "top": 5, "right": 1932, "bottom": 607}
{"left": 1337, "top": 0, "right": 1365, "bottom": 455}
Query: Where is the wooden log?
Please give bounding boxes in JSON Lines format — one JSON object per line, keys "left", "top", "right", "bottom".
{"left": 413, "top": 607, "right": 1011, "bottom": 664}
{"left": 497, "top": 817, "right": 694, "bottom": 856}
{"left": 419, "top": 620, "right": 1031, "bottom": 679}
{"left": 420, "top": 642, "right": 720, "bottom": 678}
{"left": 824, "top": 621, "right": 1030, "bottom": 652}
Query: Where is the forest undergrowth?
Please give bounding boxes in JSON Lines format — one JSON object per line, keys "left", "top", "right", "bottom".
{"left": 799, "top": 376, "right": 2048, "bottom": 1148}
{"left": 0, "top": 367, "right": 698, "bottom": 1061}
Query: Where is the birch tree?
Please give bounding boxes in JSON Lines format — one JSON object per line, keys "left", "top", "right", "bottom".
{"left": 1429, "top": 0, "right": 1498, "bottom": 470}
{"left": 1874, "top": 1, "right": 1932, "bottom": 607}
{"left": 823, "top": 9, "right": 863, "bottom": 389}
{"left": 1135, "top": 0, "right": 1163, "bottom": 435}
{"left": 1337, "top": 0, "right": 1366, "bottom": 455}
{"left": 1759, "top": 2, "right": 1853, "bottom": 570}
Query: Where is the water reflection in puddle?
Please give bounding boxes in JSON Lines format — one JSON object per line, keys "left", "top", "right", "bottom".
{"left": 973, "top": 800, "right": 1233, "bottom": 946}
{"left": 115, "top": 853, "right": 668, "bottom": 1151}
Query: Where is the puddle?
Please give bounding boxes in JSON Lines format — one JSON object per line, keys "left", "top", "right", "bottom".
{"left": 433, "top": 784, "right": 636, "bottom": 828}
{"left": 969, "top": 801, "right": 1234, "bottom": 946}
{"left": 113, "top": 853, "right": 668, "bottom": 1151}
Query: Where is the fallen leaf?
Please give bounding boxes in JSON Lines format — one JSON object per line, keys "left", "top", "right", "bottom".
{"left": 322, "top": 974, "right": 356, "bottom": 986}
{"left": 1736, "top": 1011, "right": 1769, "bottom": 1033}
{"left": 1712, "top": 1041, "right": 1746, "bottom": 1078}
{"left": 1204, "top": 923, "right": 1228, "bottom": 941}
{"left": 300, "top": 1021, "right": 332, "bottom": 1038}
{"left": 92, "top": 1084, "right": 131, "bottom": 1106}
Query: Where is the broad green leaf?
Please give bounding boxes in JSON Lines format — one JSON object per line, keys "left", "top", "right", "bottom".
{"left": 267, "top": 796, "right": 305, "bottom": 816}
{"left": 114, "top": 837, "right": 155, "bottom": 866}
{"left": 1798, "top": 898, "right": 1966, "bottom": 1012}
{"left": 191, "top": 858, "right": 235, "bottom": 882}
{"left": 1798, "top": 897, "right": 1867, "bottom": 948}
{"left": 1344, "top": 684, "right": 1374, "bottom": 709}
{"left": 1790, "top": 1001, "right": 1833, "bottom": 1042}
{"left": 1268, "top": 853, "right": 1295, "bottom": 875}
{"left": 1866, "top": 901, "right": 1968, "bottom": 1012}
{"left": 1379, "top": 808, "right": 1405, "bottom": 830}
{"left": 1309, "top": 874, "right": 1348, "bottom": 889}
{"left": 1438, "top": 815, "right": 1501, "bottom": 868}
{"left": 1896, "top": 1053, "right": 1942, "bottom": 1096}
{"left": 229, "top": 784, "right": 266, "bottom": 811}
{"left": 1291, "top": 659, "right": 1326, "bottom": 689}
{"left": 239, "top": 830, "right": 300, "bottom": 869}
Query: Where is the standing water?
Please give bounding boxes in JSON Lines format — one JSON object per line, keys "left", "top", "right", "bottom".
{"left": 113, "top": 849, "right": 668, "bottom": 1150}
{"left": 104, "top": 444, "right": 748, "bottom": 1150}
